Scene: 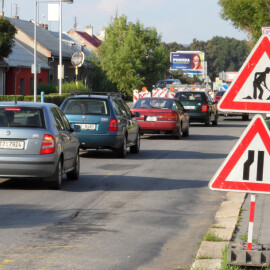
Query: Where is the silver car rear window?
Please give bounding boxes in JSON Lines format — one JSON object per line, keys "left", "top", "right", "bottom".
{"left": 0, "top": 107, "right": 45, "bottom": 128}
{"left": 62, "top": 99, "right": 109, "bottom": 115}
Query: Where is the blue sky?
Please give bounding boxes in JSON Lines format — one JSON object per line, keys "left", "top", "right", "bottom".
{"left": 4, "top": 0, "right": 248, "bottom": 45}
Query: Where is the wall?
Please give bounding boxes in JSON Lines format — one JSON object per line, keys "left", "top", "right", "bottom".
{"left": 6, "top": 67, "right": 48, "bottom": 95}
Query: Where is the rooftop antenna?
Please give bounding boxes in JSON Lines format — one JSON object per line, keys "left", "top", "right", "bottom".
{"left": 14, "top": 3, "right": 18, "bottom": 17}
{"left": 2, "top": 0, "right": 4, "bottom": 15}
{"left": 74, "top": 16, "right": 78, "bottom": 30}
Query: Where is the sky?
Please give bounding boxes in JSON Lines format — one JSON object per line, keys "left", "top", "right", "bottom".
{"left": 2, "top": 0, "right": 248, "bottom": 45}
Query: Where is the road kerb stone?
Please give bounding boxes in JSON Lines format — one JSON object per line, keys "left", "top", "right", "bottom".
{"left": 191, "top": 259, "right": 222, "bottom": 270}
{"left": 196, "top": 241, "right": 227, "bottom": 260}
{"left": 208, "top": 228, "right": 234, "bottom": 241}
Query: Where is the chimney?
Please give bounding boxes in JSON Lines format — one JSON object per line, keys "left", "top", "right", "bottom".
{"left": 85, "top": 25, "right": 93, "bottom": 37}
{"left": 99, "top": 27, "right": 106, "bottom": 41}
{"left": 40, "top": 23, "right": 48, "bottom": 30}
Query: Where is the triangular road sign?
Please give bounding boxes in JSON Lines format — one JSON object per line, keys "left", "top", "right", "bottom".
{"left": 209, "top": 114, "right": 270, "bottom": 193}
{"left": 218, "top": 34, "right": 270, "bottom": 113}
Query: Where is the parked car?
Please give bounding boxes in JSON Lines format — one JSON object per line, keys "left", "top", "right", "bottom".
{"left": 60, "top": 93, "right": 140, "bottom": 158}
{"left": 215, "top": 90, "right": 249, "bottom": 120}
{"left": 175, "top": 90, "right": 218, "bottom": 126}
{"left": 214, "top": 90, "right": 225, "bottom": 102}
{"left": 131, "top": 97, "right": 190, "bottom": 139}
{"left": 154, "top": 79, "right": 182, "bottom": 89}
{"left": 0, "top": 102, "right": 80, "bottom": 189}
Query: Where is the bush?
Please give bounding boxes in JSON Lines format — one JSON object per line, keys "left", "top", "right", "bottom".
{"left": 0, "top": 93, "right": 69, "bottom": 107}
{"left": 58, "top": 81, "right": 89, "bottom": 93}
{"left": 0, "top": 95, "right": 24, "bottom": 101}
{"left": 37, "top": 83, "right": 58, "bottom": 94}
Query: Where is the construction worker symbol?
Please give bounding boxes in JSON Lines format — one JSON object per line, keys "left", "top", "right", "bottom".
{"left": 243, "top": 67, "right": 270, "bottom": 100}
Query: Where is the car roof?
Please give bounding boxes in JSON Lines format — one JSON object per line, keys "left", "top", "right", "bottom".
{"left": 0, "top": 101, "right": 56, "bottom": 108}
{"left": 138, "top": 97, "right": 178, "bottom": 101}
{"left": 68, "top": 95, "right": 109, "bottom": 99}
{"left": 177, "top": 90, "right": 207, "bottom": 94}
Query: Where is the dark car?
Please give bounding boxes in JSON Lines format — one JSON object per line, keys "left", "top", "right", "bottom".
{"left": 175, "top": 90, "right": 218, "bottom": 126}
{"left": 60, "top": 93, "right": 140, "bottom": 158}
{"left": 155, "top": 79, "right": 182, "bottom": 89}
{"left": 131, "top": 97, "right": 190, "bottom": 139}
{"left": 0, "top": 102, "right": 81, "bottom": 189}
{"left": 215, "top": 90, "right": 249, "bottom": 120}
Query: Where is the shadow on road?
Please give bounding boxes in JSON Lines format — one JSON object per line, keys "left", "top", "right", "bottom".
{"left": 80, "top": 149, "right": 227, "bottom": 160}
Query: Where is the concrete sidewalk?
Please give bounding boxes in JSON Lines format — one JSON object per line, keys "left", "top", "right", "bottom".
{"left": 191, "top": 191, "right": 246, "bottom": 269}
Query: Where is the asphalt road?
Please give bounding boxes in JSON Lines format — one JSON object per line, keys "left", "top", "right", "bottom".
{"left": 0, "top": 116, "right": 249, "bottom": 270}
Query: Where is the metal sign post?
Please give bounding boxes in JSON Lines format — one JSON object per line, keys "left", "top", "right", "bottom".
{"left": 247, "top": 194, "right": 256, "bottom": 250}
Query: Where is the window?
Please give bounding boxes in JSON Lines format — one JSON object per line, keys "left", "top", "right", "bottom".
{"left": 30, "top": 78, "right": 34, "bottom": 95}
{"left": 115, "top": 100, "right": 127, "bottom": 115}
{"left": 112, "top": 101, "right": 121, "bottom": 116}
{"left": 61, "top": 99, "right": 109, "bottom": 116}
{"left": 20, "top": 79, "right": 25, "bottom": 95}
{"left": 121, "top": 100, "right": 133, "bottom": 116}
{"left": 51, "top": 107, "right": 65, "bottom": 131}
{"left": 56, "top": 108, "right": 71, "bottom": 130}
{"left": 0, "top": 107, "right": 45, "bottom": 128}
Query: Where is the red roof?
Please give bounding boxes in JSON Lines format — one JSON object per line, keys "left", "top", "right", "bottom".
{"left": 75, "top": 31, "right": 101, "bottom": 48}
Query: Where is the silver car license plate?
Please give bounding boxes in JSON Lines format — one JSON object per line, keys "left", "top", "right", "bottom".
{"left": 81, "top": 124, "right": 96, "bottom": 130}
{"left": 0, "top": 140, "right": 24, "bottom": 149}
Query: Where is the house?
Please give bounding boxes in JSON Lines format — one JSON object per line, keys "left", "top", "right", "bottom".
{"left": 6, "top": 16, "right": 83, "bottom": 87}
{"left": 67, "top": 25, "right": 102, "bottom": 52}
{"left": 0, "top": 40, "right": 49, "bottom": 95}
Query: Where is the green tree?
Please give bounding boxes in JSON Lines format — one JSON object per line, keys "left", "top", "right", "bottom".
{"left": 0, "top": 17, "right": 16, "bottom": 59}
{"left": 218, "top": 0, "right": 270, "bottom": 44}
{"left": 98, "top": 15, "right": 169, "bottom": 98}
{"left": 163, "top": 42, "right": 187, "bottom": 53}
{"left": 87, "top": 54, "right": 118, "bottom": 93}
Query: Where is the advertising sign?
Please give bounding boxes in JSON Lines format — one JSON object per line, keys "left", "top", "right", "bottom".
{"left": 170, "top": 51, "right": 205, "bottom": 75}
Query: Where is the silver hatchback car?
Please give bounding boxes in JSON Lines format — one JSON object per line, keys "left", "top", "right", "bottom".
{"left": 0, "top": 102, "right": 80, "bottom": 189}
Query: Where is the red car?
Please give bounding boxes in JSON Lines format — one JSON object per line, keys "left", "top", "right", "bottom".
{"left": 131, "top": 97, "right": 190, "bottom": 139}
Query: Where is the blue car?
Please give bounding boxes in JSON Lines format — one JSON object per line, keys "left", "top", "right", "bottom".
{"left": 60, "top": 93, "right": 140, "bottom": 158}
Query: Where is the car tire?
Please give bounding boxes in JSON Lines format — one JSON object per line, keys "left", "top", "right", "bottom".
{"left": 174, "top": 124, "right": 182, "bottom": 139}
{"left": 116, "top": 136, "right": 127, "bottom": 158}
{"left": 182, "top": 123, "right": 190, "bottom": 137}
{"left": 47, "top": 158, "right": 62, "bottom": 190}
{"left": 130, "top": 133, "right": 140, "bottom": 153}
{"left": 67, "top": 151, "right": 80, "bottom": 181}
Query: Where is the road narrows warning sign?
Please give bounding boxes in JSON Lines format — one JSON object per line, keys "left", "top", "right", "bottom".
{"left": 209, "top": 114, "right": 270, "bottom": 193}
{"left": 218, "top": 34, "right": 270, "bottom": 113}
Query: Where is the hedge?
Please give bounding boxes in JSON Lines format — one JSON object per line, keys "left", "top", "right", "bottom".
{"left": 0, "top": 93, "right": 70, "bottom": 106}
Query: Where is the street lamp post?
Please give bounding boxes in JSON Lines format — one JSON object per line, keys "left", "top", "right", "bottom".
{"left": 33, "top": 0, "right": 73, "bottom": 102}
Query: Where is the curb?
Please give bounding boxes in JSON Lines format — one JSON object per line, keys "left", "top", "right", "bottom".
{"left": 190, "top": 191, "right": 246, "bottom": 270}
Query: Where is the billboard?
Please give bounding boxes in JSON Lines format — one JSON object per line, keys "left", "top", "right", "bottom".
{"left": 170, "top": 51, "right": 205, "bottom": 76}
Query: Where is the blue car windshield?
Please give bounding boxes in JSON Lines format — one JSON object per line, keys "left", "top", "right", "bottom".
{"left": 62, "top": 99, "right": 109, "bottom": 116}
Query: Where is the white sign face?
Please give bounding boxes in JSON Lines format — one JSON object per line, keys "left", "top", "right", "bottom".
{"left": 218, "top": 34, "right": 270, "bottom": 113}
{"left": 226, "top": 133, "right": 270, "bottom": 183}
{"left": 209, "top": 114, "right": 270, "bottom": 193}
{"left": 48, "top": 4, "right": 59, "bottom": 22}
